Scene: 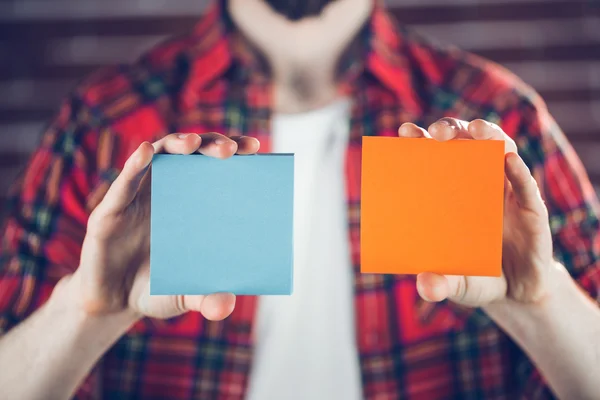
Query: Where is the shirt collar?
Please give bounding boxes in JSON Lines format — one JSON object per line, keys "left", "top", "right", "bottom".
{"left": 183, "top": 1, "right": 423, "bottom": 116}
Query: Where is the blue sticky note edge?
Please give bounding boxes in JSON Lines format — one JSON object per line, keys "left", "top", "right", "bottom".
{"left": 150, "top": 154, "right": 294, "bottom": 296}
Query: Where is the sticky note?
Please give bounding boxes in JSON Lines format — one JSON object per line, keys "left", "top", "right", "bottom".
{"left": 150, "top": 154, "right": 294, "bottom": 295}
{"left": 360, "top": 137, "right": 504, "bottom": 277}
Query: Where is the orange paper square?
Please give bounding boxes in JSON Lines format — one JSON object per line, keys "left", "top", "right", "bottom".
{"left": 360, "top": 137, "right": 504, "bottom": 277}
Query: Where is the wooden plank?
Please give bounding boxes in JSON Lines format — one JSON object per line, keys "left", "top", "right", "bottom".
{"left": 412, "top": 17, "right": 599, "bottom": 52}
{"left": 387, "top": 0, "right": 584, "bottom": 5}
{"left": 27, "top": 19, "right": 596, "bottom": 67}
{"left": 0, "top": 0, "right": 209, "bottom": 21}
{"left": 371, "top": 1, "right": 588, "bottom": 24}
{"left": 0, "top": 64, "right": 99, "bottom": 81}
{"left": 45, "top": 35, "right": 167, "bottom": 66}
{"left": 502, "top": 61, "right": 600, "bottom": 92}
{"left": 478, "top": 43, "right": 600, "bottom": 63}
{"left": 0, "top": 17, "right": 197, "bottom": 39}
{"left": 563, "top": 130, "right": 600, "bottom": 141}
{"left": 572, "top": 142, "right": 600, "bottom": 177}
{"left": 3, "top": 17, "right": 593, "bottom": 64}
{"left": 0, "top": 1, "right": 589, "bottom": 40}
{"left": 0, "top": 119, "right": 596, "bottom": 150}
{"left": 0, "top": 79, "right": 74, "bottom": 109}
{"left": 0, "top": 67, "right": 596, "bottom": 104}
{"left": 0, "top": 152, "right": 29, "bottom": 169}
{"left": 0, "top": 122, "right": 45, "bottom": 154}
{"left": 0, "top": 109, "right": 55, "bottom": 124}
{"left": 2, "top": 0, "right": 581, "bottom": 22}
{"left": 0, "top": 143, "right": 597, "bottom": 206}
{"left": 547, "top": 101, "right": 600, "bottom": 134}
{"left": 0, "top": 163, "right": 25, "bottom": 202}
{"left": 588, "top": 173, "right": 600, "bottom": 185}
{"left": 1, "top": 0, "right": 585, "bottom": 21}
{"left": 0, "top": 195, "right": 9, "bottom": 225}
{"left": 1, "top": 43, "right": 598, "bottom": 81}
{"left": 0, "top": 89, "right": 597, "bottom": 124}
{"left": 539, "top": 88, "right": 600, "bottom": 103}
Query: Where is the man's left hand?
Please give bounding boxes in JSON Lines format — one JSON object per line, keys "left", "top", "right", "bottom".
{"left": 398, "top": 118, "right": 562, "bottom": 307}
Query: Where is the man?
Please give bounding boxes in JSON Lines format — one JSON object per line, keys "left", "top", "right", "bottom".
{"left": 0, "top": 0, "right": 599, "bottom": 399}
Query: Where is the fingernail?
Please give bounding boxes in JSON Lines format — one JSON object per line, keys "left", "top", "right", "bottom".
{"left": 178, "top": 133, "right": 189, "bottom": 139}
{"left": 215, "top": 137, "right": 226, "bottom": 145}
{"left": 437, "top": 119, "right": 451, "bottom": 126}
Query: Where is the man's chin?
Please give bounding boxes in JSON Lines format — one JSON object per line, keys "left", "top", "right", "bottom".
{"left": 262, "top": 0, "right": 338, "bottom": 21}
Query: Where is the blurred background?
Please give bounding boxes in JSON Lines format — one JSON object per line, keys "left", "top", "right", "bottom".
{"left": 0, "top": 0, "right": 599, "bottom": 221}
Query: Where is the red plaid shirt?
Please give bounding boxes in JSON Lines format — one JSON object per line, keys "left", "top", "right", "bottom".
{"left": 1, "top": 3, "right": 599, "bottom": 399}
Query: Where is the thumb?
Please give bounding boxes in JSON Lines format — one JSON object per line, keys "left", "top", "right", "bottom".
{"left": 178, "top": 293, "right": 237, "bottom": 321}
{"left": 130, "top": 261, "right": 237, "bottom": 320}
{"left": 133, "top": 279, "right": 236, "bottom": 320}
{"left": 416, "top": 272, "right": 456, "bottom": 302}
{"left": 417, "top": 273, "right": 506, "bottom": 307}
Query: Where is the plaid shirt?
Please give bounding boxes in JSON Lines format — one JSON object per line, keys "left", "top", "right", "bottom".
{"left": 1, "top": 3, "right": 599, "bottom": 399}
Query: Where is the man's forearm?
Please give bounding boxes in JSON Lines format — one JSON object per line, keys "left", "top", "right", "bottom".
{"left": 484, "top": 263, "right": 600, "bottom": 400}
{"left": 0, "top": 276, "right": 139, "bottom": 400}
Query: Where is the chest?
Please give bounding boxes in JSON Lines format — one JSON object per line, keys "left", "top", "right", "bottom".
{"left": 99, "top": 85, "right": 515, "bottom": 400}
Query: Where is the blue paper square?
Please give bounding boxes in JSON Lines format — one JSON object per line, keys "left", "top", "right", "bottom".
{"left": 150, "top": 154, "right": 294, "bottom": 295}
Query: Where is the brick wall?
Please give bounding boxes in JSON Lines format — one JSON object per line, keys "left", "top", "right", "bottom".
{"left": 0, "top": 0, "right": 599, "bottom": 217}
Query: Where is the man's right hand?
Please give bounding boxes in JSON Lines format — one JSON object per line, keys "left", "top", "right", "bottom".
{"left": 70, "top": 132, "right": 260, "bottom": 321}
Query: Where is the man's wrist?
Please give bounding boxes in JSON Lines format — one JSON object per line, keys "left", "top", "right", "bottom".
{"left": 482, "top": 262, "right": 580, "bottom": 344}
{"left": 483, "top": 261, "right": 571, "bottom": 316}
{"left": 49, "top": 274, "right": 140, "bottom": 337}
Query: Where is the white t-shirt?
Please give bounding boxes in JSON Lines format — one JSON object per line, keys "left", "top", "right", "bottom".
{"left": 246, "top": 99, "right": 363, "bottom": 400}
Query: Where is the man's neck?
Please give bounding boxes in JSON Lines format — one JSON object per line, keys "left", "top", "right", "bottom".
{"left": 228, "top": 0, "right": 372, "bottom": 113}
{"left": 271, "top": 60, "right": 340, "bottom": 114}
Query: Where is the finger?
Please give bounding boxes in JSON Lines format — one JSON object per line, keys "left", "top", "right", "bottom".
{"left": 504, "top": 175, "right": 512, "bottom": 202}
{"left": 135, "top": 164, "right": 152, "bottom": 205}
{"left": 97, "top": 141, "right": 154, "bottom": 214}
{"left": 197, "top": 132, "right": 240, "bottom": 159}
{"left": 467, "top": 119, "right": 518, "bottom": 154}
{"left": 229, "top": 136, "right": 261, "bottom": 155}
{"left": 183, "top": 293, "right": 236, "bottom": 321}
{"left": 505, "top": 152, "right": 545, "bottom": 212}
{"left": 152, "top": 133, "right": 202, "bottom": 154}
{"left": 416, "top": 272, "right": 451, "bottom": 302}
{"left": 398, "top": 122, "right": 430, "bottom": 138}
{"left": 428, "top": 117, "right": 471, "bottom": 141}
{"left": 417, "top": 273, "right": 474, "bottom": 305}
{"left": 418, "top": 272, "right": 507, "bottom": 307}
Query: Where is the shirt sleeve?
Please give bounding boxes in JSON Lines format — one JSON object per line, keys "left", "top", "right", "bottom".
{"left": 0, "top": 95, "right": 114, "bottom": 399}
{"left": 501, "top": 94, "right": 600, "bottom": 399}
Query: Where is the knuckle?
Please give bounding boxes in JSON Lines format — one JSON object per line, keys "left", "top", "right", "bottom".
{"left": 454, "top": 278, "right": 468, "bottom": 302}
{"left": 86, "top": 208, "right": 104, "bottom": 231}
{"left": 438, "top": 117, "right": 456, "bottom": 124}
{"left": 174, "top": 295, "right": 186, "bottom": 313}
{"left": 476, "top": 119, "right": 492, "bottom": 130}
{"left": 469, "top": 119, "right": 489, "bottom": 132}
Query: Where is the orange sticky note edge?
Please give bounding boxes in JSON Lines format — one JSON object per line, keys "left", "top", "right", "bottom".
{"left": 360, "top": 137, "right": 504, "bottom": 277}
